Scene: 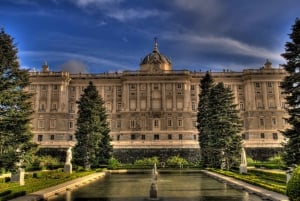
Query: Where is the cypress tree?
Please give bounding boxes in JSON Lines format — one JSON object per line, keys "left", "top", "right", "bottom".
{"left": 281, "top": 18, "right": 300, "bottom": 166}
{"left": 73, "top": 81, "right": 112, "bottom": 169}
{"left": 0, "top": 29, "right": 34, "bottom": 171}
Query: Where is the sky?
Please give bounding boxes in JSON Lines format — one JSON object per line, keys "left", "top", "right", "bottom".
{"left": 0, "top": 0, "right": 299, "bottom": 73}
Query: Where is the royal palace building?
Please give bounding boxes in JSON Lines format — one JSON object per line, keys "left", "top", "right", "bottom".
{"left": 28, "top": 41, "right": 289, "bottom": 162}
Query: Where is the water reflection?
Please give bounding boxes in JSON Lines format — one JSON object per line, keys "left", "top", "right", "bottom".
{"left": 50, "top": 173, "right": 263, "bottom": 201}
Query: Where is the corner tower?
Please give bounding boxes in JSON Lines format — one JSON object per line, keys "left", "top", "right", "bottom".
{"left": 140, "top": 38, "right": 172, "bottom": 73}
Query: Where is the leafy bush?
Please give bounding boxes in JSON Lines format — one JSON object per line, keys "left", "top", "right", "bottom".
{"left": 108, "top": 157, "right": 121, "bottom": 170}
{"left": 287, "top": 166, "right": 300, "bottom": 201}
{"left": 166, "top": 156, "right": 188, "bottom": 168}
{"left": 134, "top": 157, "right": 159, "bottom": 166}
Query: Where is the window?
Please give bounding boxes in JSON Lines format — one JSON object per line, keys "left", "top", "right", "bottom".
{"left": 131, "top": 134, "right": 136, "bottom": 140}
{"left": 153, "top": 84, "right": 159, "bottom": 90}
{"left": 273, "top": 133, "right": 278, "bottom": 140}
{"left": 38, "top": 120, "right": 45, "bottom": 128}
{"left": 51, "top": 103, "right": 57, "bottom": 111}
{"left": 272, "top": 118, "right": 277, "bottom": 126}
{"left": 38, "top": 135, "right": 43, "bottom": 142}
{"left": 178, "top": 119, "right": 183, "bottom": 127}
{"left": 192, "top": 121, "right": 197, "bottom": 128}
{"left": 242, "top": 133, "right": 249, "bottom": 140}
{"left": 240, "top": 102, "right": 244, "bottom": 110}
{"left": 260, "top": 133, "right": 265, "bottom": 139}
{"left": 168, "top": 134, "right": 172, "bottom": 140}
{"left": 117, "top": 102, "right": 122, "bottom": 111}
{"left": 177, "top": 83, "right": 183, "bottom": 89}
{"left": 167, "top": 119, "right": 173, "bottom": 127}
{"left": 191, "top": 85, "right": 195, "bottom": 90}
{"left": 69, "top": 121, "right": 74, "bottom": 129}
{"left": 50, "top": 135, "right": 55, "bottom": 140}
{"left": 69, "top": 135, "right": 73, "bottom": 141}
{"left": 259, "top": 118, "right": 264, "bottom": 127}
{"left": 267, "top": 82, "right": 272, "bottom": 87}
{"left": 193, "top": 135, "right": 197, "bottom": 140}
{"left": 154, "top": 119, "right": 159, "bottom": 128}
{"left": 53, "top": 85, "right": 58, "bottom": 90}
{"left": 192, "top": 102, "right": 196, "bottom": 111}
{"left": 50, "top": 119, "right": 56, "bottom": 128}
{"left": 41, "top": 85, "right": 47, "bottom": 90}
{"left": 255, "top": 83, "right": 261, "bottom": 88}
{"left": 154, "top": 134, "right": 159, "bottom": 140}
{"left": 179, "top": 134, "right": 183, "bottom": 140}
{"left": 117, "top": 135, "right": 120, "bottom": 141}
{"left": 141, "top": 135, "right": 145, "bottom": 140}
{"left": 130, "top": 120, "right": 136, "bottom": 128}
{"left": 130, "top": 84, "right": 136, "bottom": 90}
{"left": 39, "top": 103, "right": 45, "bottom": 112}
{"left": 116, "top": 120, "right": 121, "bottom": 128}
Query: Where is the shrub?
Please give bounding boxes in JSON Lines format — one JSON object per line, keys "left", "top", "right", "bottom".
{"left": 287, "top": 166, "right": 300, "bottom": 201}
{"left": 108, "top": 157, "right": 121, "bottom": 170}
{"left": 166, "top": 156, "right": 188, "bottom": 168}
{"left": 134, "top": 157, "right": 159, "bottom": 166}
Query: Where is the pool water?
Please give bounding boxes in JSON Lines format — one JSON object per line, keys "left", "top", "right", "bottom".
{"left": 49, "top": 173, "right": 263, "bottom": 201}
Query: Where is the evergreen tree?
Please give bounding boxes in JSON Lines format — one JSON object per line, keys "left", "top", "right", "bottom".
{"left": 281, "top": 18, "right": 300, "bottom": 166}
{"left": 73, "top": 81, "right": 112, "bottom": 169}
{"left": 197, "top": 72, "right": 242, "bottom": 169}
{"left": 0, "top": 29, "right": 34, "bottom": 171}
{"left": 197, "top": 72, "right": 214, "bottom": 167}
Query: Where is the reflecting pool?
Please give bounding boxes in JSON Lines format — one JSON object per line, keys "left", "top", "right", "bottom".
{"left": 50, "top": 172, "right": 263, "bottom": 201}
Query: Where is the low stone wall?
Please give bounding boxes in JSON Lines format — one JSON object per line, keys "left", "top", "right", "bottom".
{"left": 113, "top": 148, "right": 200, "bottom": 163}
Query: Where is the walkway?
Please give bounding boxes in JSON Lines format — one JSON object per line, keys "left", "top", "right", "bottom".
{"left": 201, "top": 170, "right": 289, "bottom": 201}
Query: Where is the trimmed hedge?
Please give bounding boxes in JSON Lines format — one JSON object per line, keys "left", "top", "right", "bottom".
{"left": 287, "top": 166, "right": 300, "bottom": 201}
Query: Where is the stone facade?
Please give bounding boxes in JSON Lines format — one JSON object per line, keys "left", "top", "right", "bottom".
{"left": 28, "top": 41, "right": 289, "bottom": 161}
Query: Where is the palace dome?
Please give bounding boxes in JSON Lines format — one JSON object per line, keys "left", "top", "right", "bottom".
{"left": 140, "top": 39, "right": 172, "bottom": 72}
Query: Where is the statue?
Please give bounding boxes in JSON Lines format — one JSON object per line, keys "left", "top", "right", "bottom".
{"left": 65, "top": 147, "right": 72, "bottom": 164}
{"left": 64, "top": 147, "right": 73, "bottom": 174}
{"left": 239, "top": 147, "right": 247, "bottom": 174}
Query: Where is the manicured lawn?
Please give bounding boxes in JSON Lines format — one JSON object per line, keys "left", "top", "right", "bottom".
{"left": 210, "top": 168, "right": 287, "bottom": 194}
{"left": 0, "top": 169, "right": 96, "bottom": 201}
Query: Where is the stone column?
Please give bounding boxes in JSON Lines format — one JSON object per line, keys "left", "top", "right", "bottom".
{"left": 11, "top": 168, "right": 25, "bottom": 186}
{"left": 47, "top": 84, "right": 51, "bottom": 112}
{"left": 162, "top": 83, "right": 165, "bottom": 111}
{"left": 147, "top": 83, "right": 151, "bottom": 110}
{"left": 274, "top": 82, "right": 280, "bottom": 109}
{"left": 262, "top": 82, "right": 268, "bottom": 109}
{"left": 137, "top": 83, "right": 140, "bottom": 111}
{"left": 172, "top": 83, "right": 176, "bottom": 111}
{"left": 184, "top": 82, "right": 191, "bottom": 111}
{"left": 113, "top": 86, "right": 117, "bottom": 113}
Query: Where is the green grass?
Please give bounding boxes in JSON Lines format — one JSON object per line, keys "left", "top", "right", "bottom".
{"left": 0, "top": 169, "right": 96, "bottom": 201}
{"left": 210, "top": 168, "right": 286, "bottom": 194}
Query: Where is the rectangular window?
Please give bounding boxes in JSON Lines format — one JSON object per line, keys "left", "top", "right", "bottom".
{"left": 117, "top": 102, "right": 122, "bottom": 111}
{"left": 117, "top": 135, "right": 120, "bottom": 141}
{"left": 177, "top": 83, "right": 182, "bottom": 89}
{"left": 69, "top": 135, "right": 73, "bottom": 141}
{"left": 38, "top": 120, "right": 45, "bottom": 128}
{"left": 272, "top": 118, "right": 277, "bottom": 126}
{"left": 192, "top": 102, "right": 196, "bottom": 111}
{"left": 167, "top": 119, "right": 173, "bottom": 127}
{"left": 190, "top": 85, "right": 195, "bottom": 90}
{"left": 179, "top": 134, "right": 183, "bottom": 140}
{"left": 131, "top": 134, "right": 136, "bottom": 140}
{"left": 267, "top": 82, "right": 272, "bottom": 87}
{"left": 193, "top": 135, "right": 197, "bottom": 140}
{"left": 116, "top": 120, "right": 121, "bottom": 128}
{"left": 259, "top": 118, "right": 264, "bottom": 127}
{"left": 154, "top": 119, "right": 159, "bottom": 128}
{"left": 273, "top": 133, "right": 278, "bottom": 140}
{"left": 168, "top": 134, "right": 172, "bottom": 140}
{"left": 38, "top": 135, "right": 43, "bottom": 142}
{"left": 255, "top": 82, "right": 261, "bottom": 88}
{"left": 153, "top": 84, "right": 159, "bottom": 90}
{"left": 69, "top": 121, "right": 74, "bottom": 129}
{"left": 53, "top": 85, "right": 58, "bottom": 90}
{"left": 260, "top": 133, "right": 265, "bottom": 139}
{"left": 130, "top": 120, "right": 136, "bottom": 128}
{"left": 154, "top": 134, "right": 159, "bottom": 140}
{"left": 178, "top": 119, "right": 183, "bottom": 127}
{"left": 242, "top": 133, "right": 249, "bottom": 140}
{"left": 50, "top": 119, "right": 56, "bottom": 128}
{"left": 141, "top": 135, "right": 145, "bottom": 140}
{"left": 50, "top": 135, "right": 55, "bottom": 140}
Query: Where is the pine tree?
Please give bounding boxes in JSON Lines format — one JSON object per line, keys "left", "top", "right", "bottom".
{"left": 197, "top": 72, "right": 214, "bottom": 167}
{"left": 73, "top": 81, "right": 112, "bottom": 169}
{"left": 281, "top": 18, "right": 300, "bottom": 166}
{"left": 0, "top": 29, "right": 34, "bottom": 171}
{"left": 197, "top": 72, "right": 242, "bottom": 169}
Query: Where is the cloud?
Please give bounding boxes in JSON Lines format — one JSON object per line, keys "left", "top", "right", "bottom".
{"left": 74, "top": 0, "right": 123, "bottom": 7}
{"left": 106, "top": 8, "right": 163, "bottom": 22}
{"left": 161, "top": 32, "right": 283, "bottom": 63}
{"left": 59, "top": 60, "right": 89, "bottom": 73}
{"left": 20, "top": 50, "right": 134, "bottom": 71}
